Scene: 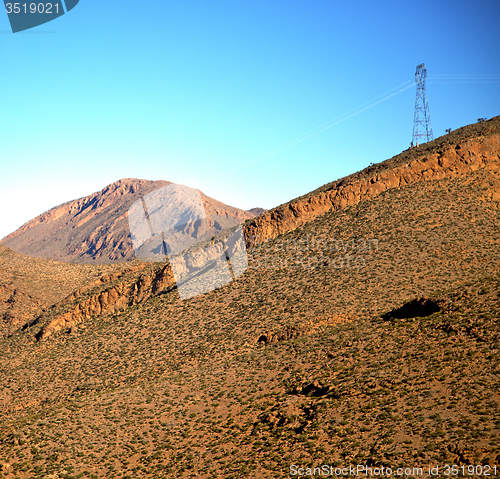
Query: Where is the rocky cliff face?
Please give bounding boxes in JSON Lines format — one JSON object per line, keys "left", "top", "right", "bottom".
{"left": 1, "top": 179, "right": 258, "bottom": 264}
{"left": 34, "top": 262, "right": 175, "bottom": 341}
{"left": 245, "top": 117, "right": 500, "bottom": 247}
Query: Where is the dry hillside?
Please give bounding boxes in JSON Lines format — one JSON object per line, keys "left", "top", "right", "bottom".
{"left": 0, "top": 117, "right": 499, "bottom": 478}
{"left": 0, "top": 245, "right": 131, "bottom": 337}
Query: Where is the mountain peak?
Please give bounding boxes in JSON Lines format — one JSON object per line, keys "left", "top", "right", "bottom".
{"left": 1, "top": 179, "right": 257, "bottom": 264}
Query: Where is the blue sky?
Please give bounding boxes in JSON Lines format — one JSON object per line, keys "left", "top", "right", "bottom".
{"left": 1, "top": 0, "right": 499, "bottom": 240}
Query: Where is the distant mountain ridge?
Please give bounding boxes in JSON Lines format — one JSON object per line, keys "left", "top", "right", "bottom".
{"left": 1, "top": 178, "right": 262, "bottom": 264}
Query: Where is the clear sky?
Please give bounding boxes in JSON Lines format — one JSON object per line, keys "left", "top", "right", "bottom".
{"left": 1, "top": 0, "right": 499, "bottom": 240}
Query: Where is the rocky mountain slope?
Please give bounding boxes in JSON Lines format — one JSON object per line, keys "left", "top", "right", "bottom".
{"left": 0, "top": 117, "right": 499, "bottom": 478}
{"left": 18, "top": 117, "right": 499, "bottom": 343}
{"left": 0, "top": 245, "right": 132, "bottom": 337}
{"left": 1, "top": 178, "right": 260, "bottom": 264}
{"left": 245, "top": 116, "right": 500, "bottom": 246}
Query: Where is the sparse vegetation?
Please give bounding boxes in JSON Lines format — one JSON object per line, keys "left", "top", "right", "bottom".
{"left": 0, "top": 117, "right": 499, "bottom": 477}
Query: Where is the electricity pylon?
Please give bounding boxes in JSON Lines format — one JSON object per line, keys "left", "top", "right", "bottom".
{"left": 411, "top": 63, "right": 433, "bottom": 147}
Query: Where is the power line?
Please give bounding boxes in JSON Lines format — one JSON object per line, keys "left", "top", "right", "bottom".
{"left": 229, "top": 80, "right": 415, "bottom": 175}
{"left": 428, "top": 73, "right": 500, "bottom": 76}
{"left": 427, "top": 73, "right": 500, "bottom": 84}
{"left": 428, "top": 81, "right": 500, "bottom": 84}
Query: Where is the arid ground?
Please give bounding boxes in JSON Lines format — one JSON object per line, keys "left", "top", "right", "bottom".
{"left": 1, "top": 117, "right": 499, "bottom": 478}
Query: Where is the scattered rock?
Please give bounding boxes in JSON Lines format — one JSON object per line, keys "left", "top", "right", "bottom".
{"left": 289, "top": 380, "right": 335, "bottom": 398}
{"left": 258, "top": 314, "right": 350, "bottom": 344}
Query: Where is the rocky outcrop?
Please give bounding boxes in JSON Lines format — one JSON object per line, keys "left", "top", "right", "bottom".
{"left": 35, "top": 264, "right": 175, "bottom": 341}
{"left": 245, "top": 118, "right": 500, "bottom": 247}
{"left": 288, "top": 380, "right": 341, "bottom": 398}
{"left": 258, "top": 315, "right": 350, "bottom": 344}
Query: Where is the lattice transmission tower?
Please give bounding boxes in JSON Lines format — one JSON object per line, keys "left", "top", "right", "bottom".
{"left": 411, "top": 63, "right": 433, "bottom": 147}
